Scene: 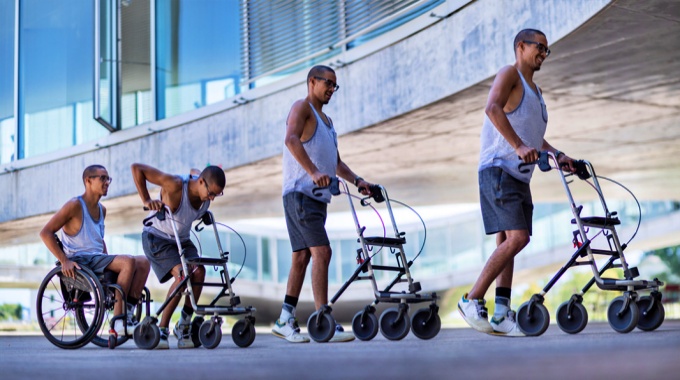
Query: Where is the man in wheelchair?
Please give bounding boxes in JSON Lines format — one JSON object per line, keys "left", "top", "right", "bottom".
{"left": 39, "top": 164, "right": 150, "bottom": 338}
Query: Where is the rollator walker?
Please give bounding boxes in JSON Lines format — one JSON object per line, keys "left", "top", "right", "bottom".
{"left": 306, "top": 178, "right": 441, "bottom": 342}
{"left": 133, "top": 207, "right": 257, "bottom": 349}
{"left": 516, "top": 151, "right": 665, "bottom": 336}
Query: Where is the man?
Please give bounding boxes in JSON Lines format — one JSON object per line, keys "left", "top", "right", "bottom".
{"left": 273, "top": 65, "right": 373, "bottom": 343}
{"left": 39, "top": 165, "right": 150, "bottom": 338}
{"left": 458, "top": 29, "right": 575, "bottom": 336}
{"left": 131, "top": 163, "right": 225, "bottom": 349}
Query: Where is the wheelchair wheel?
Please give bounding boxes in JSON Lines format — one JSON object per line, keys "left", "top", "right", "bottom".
{"left": 607, "top": 296, "right": 639, "bottom": 333}
{"left": 36, "top": 266, "right": 105, "bottom": 349}
{"left": 307, "top": 308, "right": 335, "bottom": 343}
{"left": 636, "top": 295, "right": 665, "bottom": 331}
{"left": 379, "top": 307, "right": 410, "bottom": 341}
{"left": 232, "top": 318, "right": 256, "bottom": 348}
{"left": 352, "top": 310, "right": 379, "bottom": 341}
{"left": 199, "top": 319, "right": 222, "bottom": 349}
{"left": 410, "top": 307, "right": 441, "bottom": 340}
{"left": 133, "top": 317, "right": 161, "bottom": 349}
{"left": 191, "top": 316, "right": 205, "bottom": 348}
{"left": 516, "top": 300, "right": 550, "bottom": 336}
{"left": 556, "top": 300, "right": 588, "bottom": 334}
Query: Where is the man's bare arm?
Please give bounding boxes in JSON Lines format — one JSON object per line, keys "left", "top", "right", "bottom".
{"left": 39, "top": 200, "right": 81, "bottom": 277}
{"left": 130, "top": 163, "right": 181, "bottom": 211}
{"left": 486, "top": 66, "right": 538, "bottom": 163}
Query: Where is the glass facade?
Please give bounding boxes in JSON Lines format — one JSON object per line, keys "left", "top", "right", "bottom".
{"left": 0, "top": 0, "right": 14, "bottom": 163}
{"left": 18, "top": 0, "right": 107, "bottom": 159}
{"left": 1, "top": 0, "right": 440, "bottom": 162}
{"left": 155, "top": 0, "right": 242, "bottom": 120}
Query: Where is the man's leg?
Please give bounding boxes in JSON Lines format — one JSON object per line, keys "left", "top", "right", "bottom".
{"left": 272, "top": 249, "right": 311, "bottom": 343}
{"left": 105, "top": 255, "right": 135, "bottom": 316}
{"left": 309, "top": 245, "right": 331, "bottom": 310}
{"left": 129, "top": 256, "right": 150, "bottom": 300}
{"left": 159, "top": 264, "right": 186, "bottom": 329}
{"left": 468, "top": 229, "right": 529, "bottom": 300}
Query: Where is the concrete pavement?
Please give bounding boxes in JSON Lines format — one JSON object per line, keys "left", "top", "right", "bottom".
{"left": 1, "top": 320, "right": 679, "bottom": 380}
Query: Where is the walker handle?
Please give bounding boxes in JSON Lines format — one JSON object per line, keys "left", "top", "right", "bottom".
{"left": 142, "top": 206, "right": 167, "bottom": 226}
{"left": 312, "top": 177, "right": 340, "bottom": 197}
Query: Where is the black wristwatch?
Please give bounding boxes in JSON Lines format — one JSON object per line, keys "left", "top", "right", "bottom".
{"left": 353, "top": 176, "right": 363, "bottom": 187}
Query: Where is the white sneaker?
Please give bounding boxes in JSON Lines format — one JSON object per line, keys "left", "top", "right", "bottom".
{"left": 490, "top": 310, "right": 525, "bottom": 337}
{"left": 155, "top": 329, "right": 169, "bottom": 350}
{"left": 329, "top": 324, "right": 355, "bottom": 343}
{"left": 113, "top": 318, "right": 133, "bottom": 337}
{"left": 272, "top": 318, "right": 310, "bottom": 343}
{"left": 458, "top": 294, "right": 494, "bottom": 333}
{"left": 173, "top": 321, "right": 195, "bottom": 348}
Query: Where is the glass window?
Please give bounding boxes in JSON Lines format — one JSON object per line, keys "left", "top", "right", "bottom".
{"left": 121, "top": 0, "right": 152, "bottom": 128}
{"left": 261, "top": 238, "right": 271, "bottom": 282}
{"left": 0, "top": 0, "right": 14, "bottom": 163}
{"left": 18, "top": 0, "right": 107, "bottom": 159}
{"left": 155, "top": 0, "right": 242, "bottom": 120}
{"left": 277, "top": 239, "right": 292, "bottom": 283}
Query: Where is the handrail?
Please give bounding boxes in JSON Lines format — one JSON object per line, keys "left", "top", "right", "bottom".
{"left": 243, "top": 0, "right": 430, "bottom": 85}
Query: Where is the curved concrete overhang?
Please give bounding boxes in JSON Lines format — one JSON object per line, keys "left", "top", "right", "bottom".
{"left": 2, "top": 0, "right": 679, "bottom": 249}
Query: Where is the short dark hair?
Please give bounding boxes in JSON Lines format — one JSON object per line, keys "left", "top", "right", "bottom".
{"left": 82, "top": 164, "right": 106, "bottom": 184}
{"left": 514, "top": 29, "right": 546, "bottom": 52}
{"left": 200, "top": 165, "right": 226, "bottom": 189}
{"left": 307, "top": 65, "right": 335, "bottom": 83}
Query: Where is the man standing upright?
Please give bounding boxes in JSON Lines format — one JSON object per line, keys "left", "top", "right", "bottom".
{"left": 273, "top": 65, "right": 372, "bottom": 343}
{"left": 458, "top": 29, "right": 575, "bottom": 336}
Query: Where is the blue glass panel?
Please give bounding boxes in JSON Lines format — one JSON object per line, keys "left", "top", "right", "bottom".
{"left": 18, "top": 0, "right": 107, "bottom": 159}
{"left": 155, "top": 0, "right": 241, "bottom": 120}
{"left": 0, "top": 0, "right": 15, "bottom": 163}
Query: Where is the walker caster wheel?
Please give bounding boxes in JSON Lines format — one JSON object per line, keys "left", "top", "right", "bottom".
{"left": 352, "top": 309, "right": 379, "bottom": 341}
{"left": 636, "top": 295, "right": 665, "bottom": 331}
{"left": 199, "top": 319, "right": 222, "bottom": 349}
{"left": 410, "top": 306, "right": 441, "bottom": 340}
{"left": 191, "top": 316, "right": 204, "bottom": 348}
{"left": 108, "top": 334, "right": 117, "bottom": 349}
{"left": 232, "top": 318, "right": 256, "bottom": 348}
{"left": 556, "top": 299, "right": 588, "bottom": 334}
{"left": 133, "top": 317, "right": 160, "bottom": 350}
{"left": 307, "top": 306, "right": 335, "bottom": 342}
{"left": 517, "top": 296, "right": 550, "bottom": 336}
{"left": 607, "top": 296, "right": 639, "bottom": 333}
{"left": 379, "top": 306, "right": 410, "bottom": 341}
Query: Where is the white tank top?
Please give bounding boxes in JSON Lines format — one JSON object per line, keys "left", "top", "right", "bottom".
{"left": 60, "top": 196, "right": 105, "bottom": 257}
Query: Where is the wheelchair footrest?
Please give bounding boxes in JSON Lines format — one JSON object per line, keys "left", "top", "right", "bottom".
{"left": 185, "top": 257, "right": 228, "bottom": 265}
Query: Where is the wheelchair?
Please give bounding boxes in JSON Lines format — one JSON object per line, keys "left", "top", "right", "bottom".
{"left": 36, "top": 236, "right": 151, "bottom": 349}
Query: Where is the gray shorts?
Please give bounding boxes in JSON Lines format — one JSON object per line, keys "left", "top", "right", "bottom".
{"left": 283, "top": 192, "right": 329, "bottom": 252}
{"left": 479, "top": 166, "right": 533, "bottom": 235}
{"left": 69, "top": 253, "right": 116, "bottom": 276}
{"left": 142, "top": 231, "right": 198, "bottom": 283}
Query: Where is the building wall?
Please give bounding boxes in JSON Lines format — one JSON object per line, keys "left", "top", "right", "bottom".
{"left": 0, "top": 0, "right": 610, "bottom": 224}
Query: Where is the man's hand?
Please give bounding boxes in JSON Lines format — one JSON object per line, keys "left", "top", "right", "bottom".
{"left": 144, "top": 199, "right": 165, "bottom": 211}
{"left": 356, "top": 178, "right": 373, "bottom": 196}
{"left": 557, "top": 154, "right": 576, "bottom": 173}
{"left": 516, "top": 144, "right": 539, "bottom": 163}
{"left": 311, "top": 171, "right": 331, "bottom": 187}
{"left": 60, "top": 258, "right": 81, "bottom": 279}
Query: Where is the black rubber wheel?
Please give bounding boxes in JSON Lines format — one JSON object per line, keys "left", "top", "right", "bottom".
{"left": 379, "top": 307, "right": 411, "bottom": 341}
{"left": 199, "top": 320, "right": 222, "bottom": 349}
{"left": 36, "top": 267, "right": 104, "bottom": 349}
{"left": 410, "top": 308, "right": 441, "bottom": 340}
{"left": 307, "top": 310, "right": 335, "bottom": 343}
{"left": 191, "top": 316, "right": 204, "bottom": 348}
{"left": 108, "top": 335, "right": 116, "bottom": 349}
{"left": 556, "top": 301, "right": 588, "bottom": 334}
{"left": 636, "top": 295, "right": 665, "bottom": 331}
{"left": 232, "top": 319, "right": 256, "bottom": 348}
{"left": 352, "top": 310, "right": 379, "bottom": 341}
{"left": 607, "top": 296, "right": 640, "bottom": 334}
{"left": 516, "top": 301, "right": 550, "bottom": 336}
{"left": 133, "top": 318, "right": 161, "bottom": 350}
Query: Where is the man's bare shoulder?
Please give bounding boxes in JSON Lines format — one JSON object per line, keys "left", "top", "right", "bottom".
{"left": 290, "top": 99, "right": 312, "bottom": 114}
{"left": 496, "top": 65, "right": 520, "bottom": 81}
